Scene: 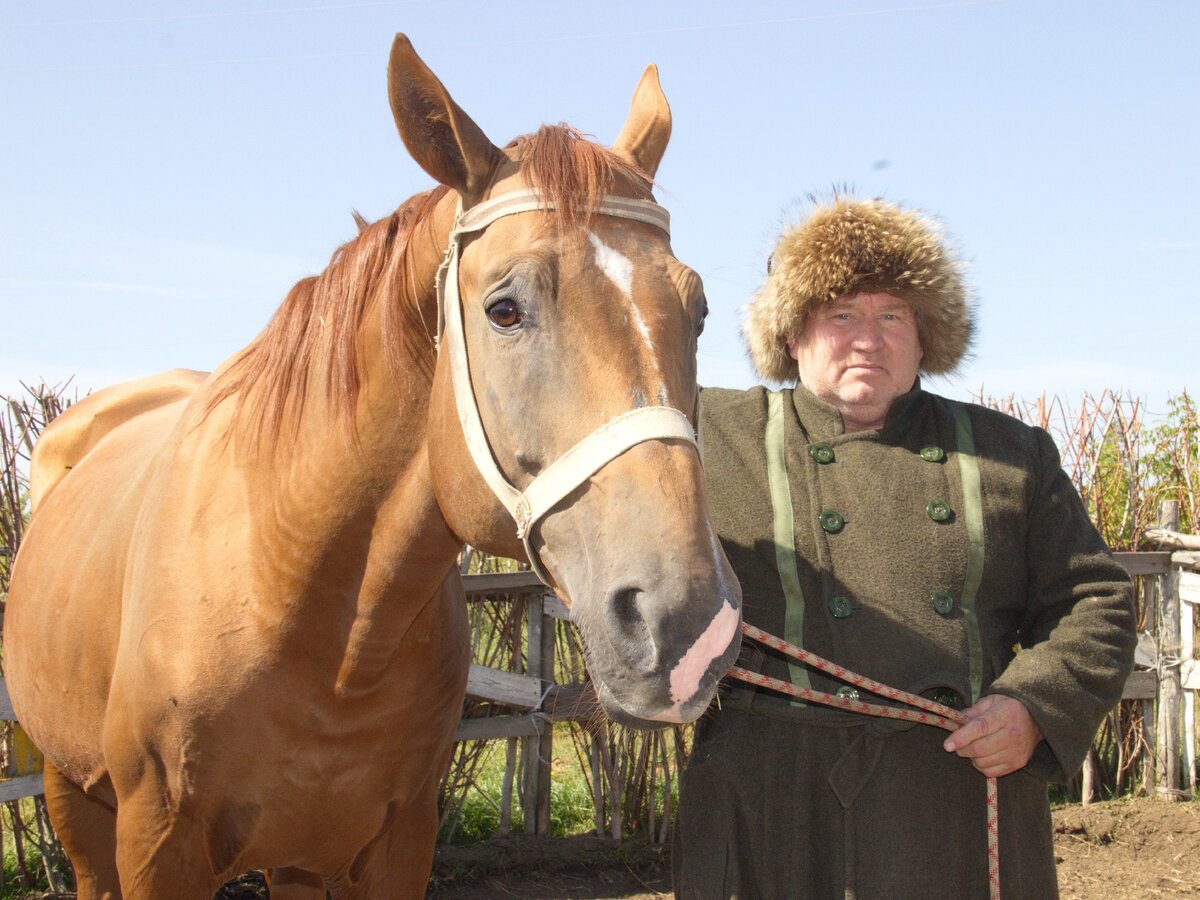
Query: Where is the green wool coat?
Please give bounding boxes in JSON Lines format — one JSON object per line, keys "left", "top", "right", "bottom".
{"left": 673, "top": 383, "right": 1136, "bottom": 900}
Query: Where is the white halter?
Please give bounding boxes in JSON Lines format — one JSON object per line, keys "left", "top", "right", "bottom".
{"left": 435, "top": 188, "right": 697, "bottom": 584}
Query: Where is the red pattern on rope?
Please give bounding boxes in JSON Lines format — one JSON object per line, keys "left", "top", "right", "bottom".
{"left": 729, "top": 621, "right": 1001, "bottom": 900}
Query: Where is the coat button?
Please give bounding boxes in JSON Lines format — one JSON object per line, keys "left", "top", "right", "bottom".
{"left": 819, "top": 510, "right": 845, "bottom": 533}
{"left": 836, "top": 686, "right": 860, "bottom": 702}
{"left": 931, "top": 590, "right": 955, "bottom": 615}
{"left": 828, "top": 595, "right": 853, "bottom": 618}
{"left": 810, "top": 443, "right": 836, "bottom": 464}
{"left": 926, "top": 500, "right": 953, "bottom": 522}
{"left": 927, "top": 686, "right": 963, "bottom": 710}
{"left": 920, "top": 446, "right": 945, "bottom": 462}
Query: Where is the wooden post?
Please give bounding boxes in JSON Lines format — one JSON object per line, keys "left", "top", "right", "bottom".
{"left": 521, "top": 591, "right": 554, "bottom": 835}
{"left": 1081, "top": 747, "right": 1098, "bottom": 805}
{"left": 590, "top": 733, "right": 605, "bottom": 836}
{"left": 1155, "top": 500, "right": 1183, "bottom": 800}
{"left": 1180, "top": 565, "right": 1198, "bottom": 795}
{"left": 658, "top": 730, "right": 674, "bottom": 846}
{"left": 499, "top": 737, "right": 517, "bottom": 835}
{"left": 597, "top": 730, "right": 622, "bottom": 841}
{"left": 506, "top": 593, "right": 525, "bottom": 834}
{"left": 1141, "top": 575, "right": 1157, "bottom": 796}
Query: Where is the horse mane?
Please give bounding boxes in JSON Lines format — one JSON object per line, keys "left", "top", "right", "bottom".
{"left": 206, "top": 124, "right": 651, "bottom": 447}
{"left": 203, "top": 185, "right": 449, "bottom": 446}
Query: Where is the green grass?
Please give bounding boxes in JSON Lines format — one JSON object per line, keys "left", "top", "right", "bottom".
{"left": 1, "top": 852, "right": 48, "bottom": 900}
{"left": 441, "top": 727, "right": 609, "bottom": 846}
{"left": 548, "top": 768, "right": 596, "bottom": 837}
{"left": 447, "top": 761, "right": 623, "bottom": 844}
{"left": 0, "top": 799, "right": 54, "bottom": 900}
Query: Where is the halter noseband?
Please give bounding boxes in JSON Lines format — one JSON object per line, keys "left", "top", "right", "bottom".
{"left": 436, "top": 188, "right": 697, "bottom": 584}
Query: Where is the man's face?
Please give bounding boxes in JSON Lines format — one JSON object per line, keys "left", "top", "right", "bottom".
{"left": 786, "top": 291, "right": 924, "bottom": 430}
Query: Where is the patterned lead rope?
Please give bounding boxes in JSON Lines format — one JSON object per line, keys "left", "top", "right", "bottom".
{"left": 729, "top": 621, "right": 1001, "bottom": 900}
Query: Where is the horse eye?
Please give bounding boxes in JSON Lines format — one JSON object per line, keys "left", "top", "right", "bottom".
{"left": 487, "top": 298, "right": 522, "bottom": 329}
{"left": 697, "top": 296, "right": 708, "bottom": 337}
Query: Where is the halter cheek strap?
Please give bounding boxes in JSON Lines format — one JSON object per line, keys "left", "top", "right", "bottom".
{"left": 435, "top": 188, "right": 696, "bottom": 583}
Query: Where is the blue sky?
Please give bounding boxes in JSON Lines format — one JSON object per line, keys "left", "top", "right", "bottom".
{"left": 2, "top": 1, "right": 1196, "bottom": 417}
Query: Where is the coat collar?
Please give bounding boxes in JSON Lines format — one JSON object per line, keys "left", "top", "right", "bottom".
{"left": 790, "top": 377, "right": 925, "bottom": 441}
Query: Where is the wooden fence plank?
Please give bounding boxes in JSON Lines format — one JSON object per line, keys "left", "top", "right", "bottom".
{"left": 461, "top": 572, "right": 546, "bottom": 594}
{"left": 462, "top": 581, "right": 571, "bottom": 620}
{"left": 1123, "top": 670, "right": 1158, "bottom": 700}
{"left": 1180, "top": 570, "right": 1200, "bottom": 605}
{"left": 540, "top": 682, "right": 596, "bottom": 720}
{"left": 1114, "top": 551, "right": 1172, "bottom": 576}
{"left": 465, "top": 665, "right": 542, "bottom": 709}
{"left": 542, "top": 595, "right": 570, "bottom": 621}
{"left": 1172, "top": 550, "right": 1200, "bottom": 569}
{"left": 1183, "top": 660, "right": 1200, "bottom": 693}
{"left": 457, "top": 683, "right": 593, "bottom": 738}
{"left": 0, "top": 775, "right": 43, "bottom": 803}
{"left": 0, "top": 676, "right": 15, "bottom": 721}
{"left": 455, "top": 715, "right": 545, "bottom": 742}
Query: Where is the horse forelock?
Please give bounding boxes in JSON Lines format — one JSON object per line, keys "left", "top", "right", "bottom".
{"left": 506, "top": 124, "right": 654, "bottom": 228}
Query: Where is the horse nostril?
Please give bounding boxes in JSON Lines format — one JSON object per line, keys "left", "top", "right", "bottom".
{"left": 605, "top": 586, "right": 656, "bottom": 668}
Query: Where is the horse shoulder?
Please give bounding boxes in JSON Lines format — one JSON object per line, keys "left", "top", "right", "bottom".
{"left": 29, "top": 368, "right": 208, "bottom": 511}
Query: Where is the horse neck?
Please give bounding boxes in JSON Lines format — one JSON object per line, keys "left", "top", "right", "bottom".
{"left": 243, "top": 193, "right": 462, "bottom": 607}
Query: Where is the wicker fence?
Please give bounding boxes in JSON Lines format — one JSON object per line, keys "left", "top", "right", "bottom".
{"left": 452, "top": 548, "right": 1200, "bottom": 833}
{"left": 1, "top": 539, "right": 1198, "bottom": 826}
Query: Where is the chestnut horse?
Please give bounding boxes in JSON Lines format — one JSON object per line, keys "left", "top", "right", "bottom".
{"left": 4, "top": 34, "right": 742, "bottom": 899}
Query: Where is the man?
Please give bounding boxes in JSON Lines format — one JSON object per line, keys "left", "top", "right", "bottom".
{"left": 674, "top": 197, "right": 1136, "bottom": 898}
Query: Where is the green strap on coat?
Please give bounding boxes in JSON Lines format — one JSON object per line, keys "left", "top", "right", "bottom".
{"left": 947, "top": 400, "right": 986, "bottom": 703}
{"left": 766, "top": 391, "right": 812, "bottom": 694}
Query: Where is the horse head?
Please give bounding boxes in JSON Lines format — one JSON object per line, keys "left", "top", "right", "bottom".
{"left": 388, "top": 35, "right": 742, "bottom": 727}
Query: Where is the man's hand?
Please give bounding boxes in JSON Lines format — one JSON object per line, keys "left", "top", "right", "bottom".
{"left": 943, "top": 694, "right": 1043, "bottom": 777}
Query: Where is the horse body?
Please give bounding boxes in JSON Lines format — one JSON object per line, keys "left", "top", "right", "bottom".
{"left": 5, "top": 35, "right": 742, "bottom": 898}
{"left": 14, "top": 200, "right": 470, "bottom": 894}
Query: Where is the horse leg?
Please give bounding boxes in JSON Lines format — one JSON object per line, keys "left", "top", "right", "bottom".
{"left": 42, "top": 761, "right": 122, "bottom": 900}
{"left": 112, "top": 810, "right": 220, "bottom": 900}
{"left": 333, "top": 790, "right": 440, "bottom": 900}
{"left": 110, "top": 771, "right": 232, "bottom": 900}
{"left": 265, "top": 866, "right": 327, "bottom": 900}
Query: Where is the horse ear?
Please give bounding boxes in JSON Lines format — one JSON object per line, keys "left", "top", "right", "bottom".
{"left": 611, "top": 64, "right": 672, "bottom": 179}
{"left": 387, "top": 34, "right": 504, "bottom": 204}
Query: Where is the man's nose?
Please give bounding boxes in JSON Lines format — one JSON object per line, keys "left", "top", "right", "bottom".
{"left": 851, "top": 320, "right": 885, "bottom": 349}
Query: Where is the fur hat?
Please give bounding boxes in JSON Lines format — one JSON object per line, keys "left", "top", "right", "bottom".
{"left": 742, "top": 196, "right": 974, "bottom": 383}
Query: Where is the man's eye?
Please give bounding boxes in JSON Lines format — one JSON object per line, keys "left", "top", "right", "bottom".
{"left": 487, "top": 298, "right": 522, "bottom": 328}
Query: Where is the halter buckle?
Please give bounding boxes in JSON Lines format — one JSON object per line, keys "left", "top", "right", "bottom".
{"left": 514, "top": 495, "right": 533, "bottom": 540}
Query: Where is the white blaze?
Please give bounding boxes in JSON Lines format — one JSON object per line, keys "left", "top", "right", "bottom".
{"left": 588, "top": 231, "right": 633, "bottom": 296}
{"left": 589, "top": 231, "right": 657, "bottom": 361}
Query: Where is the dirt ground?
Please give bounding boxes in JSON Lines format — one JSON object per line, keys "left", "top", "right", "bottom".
{"left": 1051, "top": 798, "right": 1199, "bottom": 899}
{"left": 35, "top": 797, "right": 1199, "bottom": 898}
{"left": 426, "top": 797, "right": 1200, "bottom": 899}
